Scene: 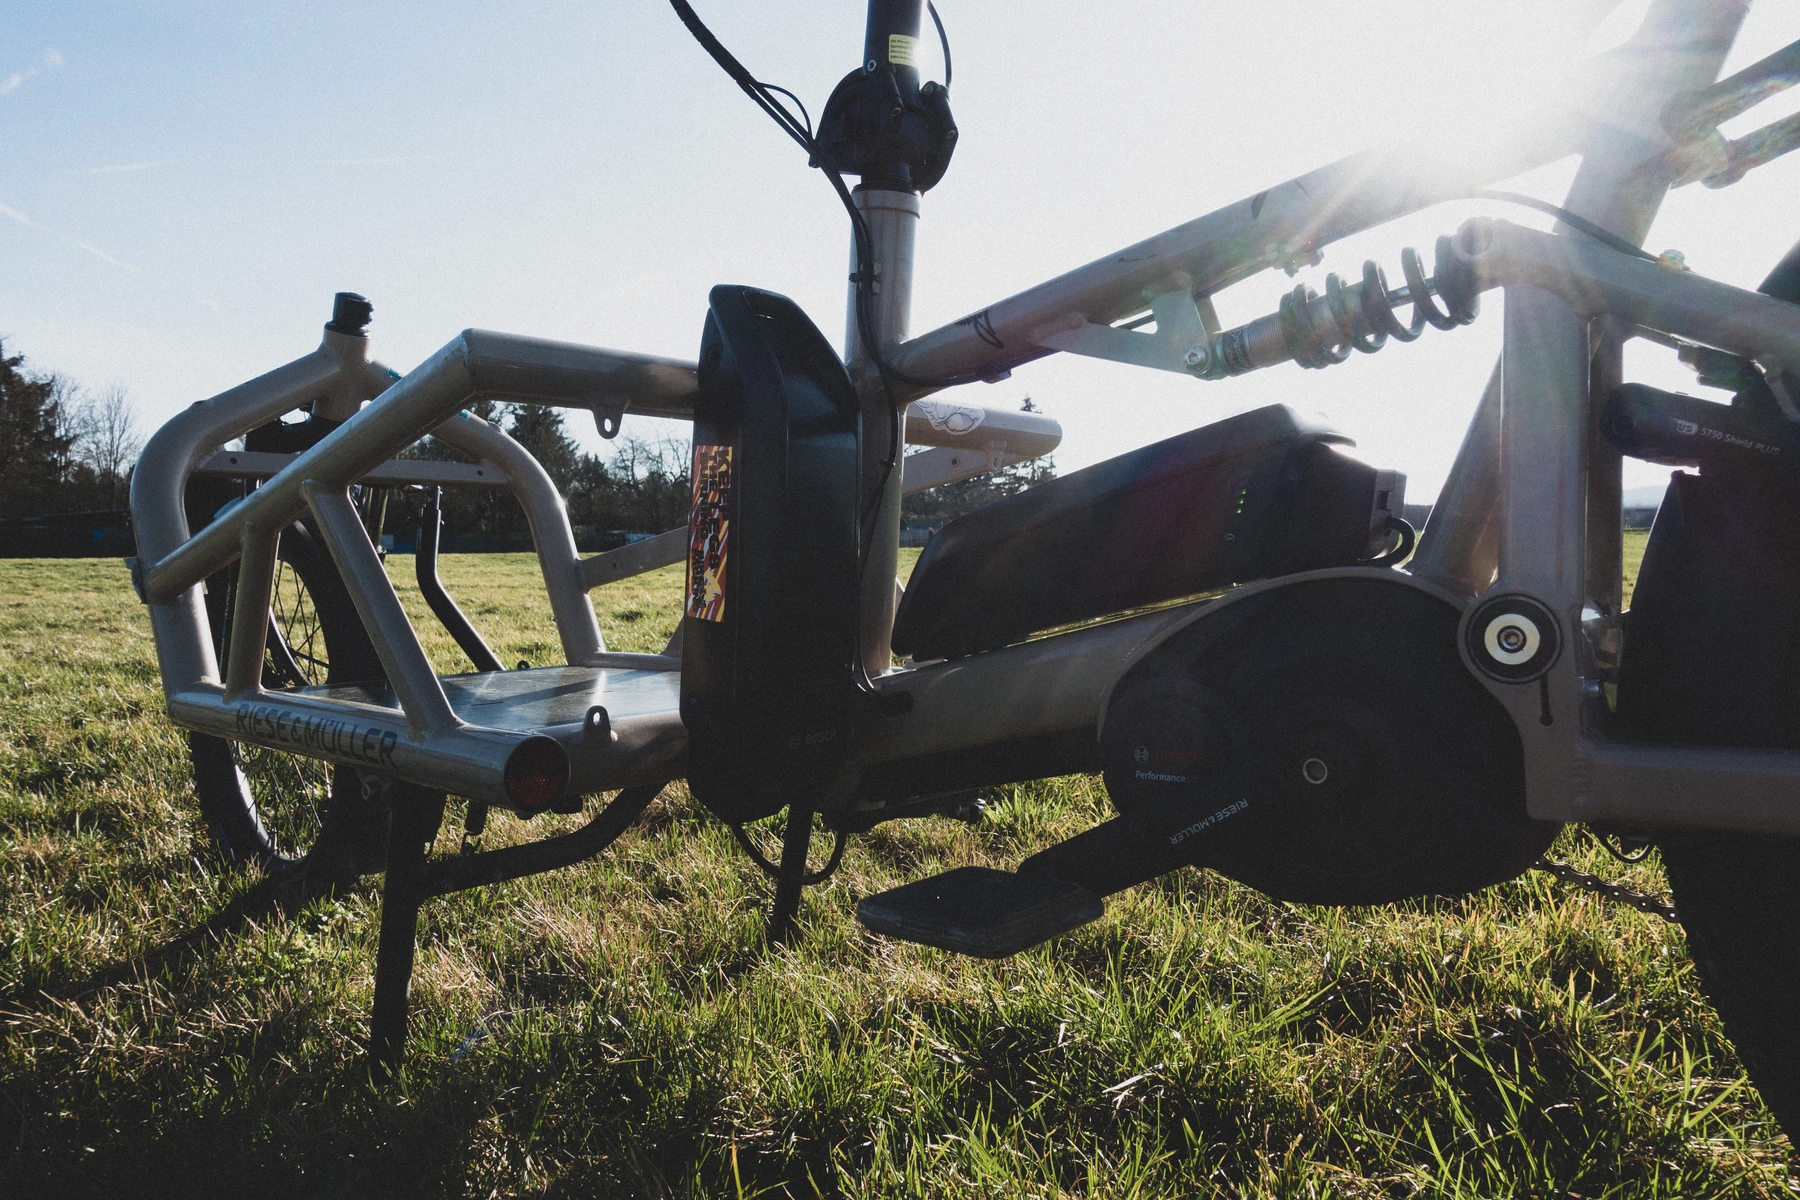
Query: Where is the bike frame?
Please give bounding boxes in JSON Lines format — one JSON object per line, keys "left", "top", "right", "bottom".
{"left": 129, "top": 0, "right": 1800, "bottom": 838}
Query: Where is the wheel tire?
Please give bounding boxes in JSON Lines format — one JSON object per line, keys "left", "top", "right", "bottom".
{"left": 1659, "top": 830, "right": 1800, "bottom": 1142}
{"left": 188, "top": 518, "right": 390, "bottom": 879}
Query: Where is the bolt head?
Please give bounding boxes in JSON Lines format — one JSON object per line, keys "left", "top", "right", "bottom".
{"left": 1184, "top": 345, "right": 1208, "bottom": 371}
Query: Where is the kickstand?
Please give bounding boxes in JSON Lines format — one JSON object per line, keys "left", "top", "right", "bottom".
{"left": 368, "top": 783, "right": 446, "bottom": 1082}
{"left": 764, "top": 803, "right": 816, "bottom": 946}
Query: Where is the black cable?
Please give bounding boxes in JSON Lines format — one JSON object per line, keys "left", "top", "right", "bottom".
{"left": 666, "top": 2, "right": 984, "bottom": 393}
{"left": 729, "top": 818, "right": 849, "bottom": 886}
{"left": 756, "top": 81, "right": 813, "bottom": 141}
{"left": 1365, "top": 515, "right": 1416, "bottom": 569}
{"left": 1474, "top": 190, "right": 1660, "bottom": 262}
{"left": 927, "top": 1, "right": 951, "bottom": 90}
{"left": 667, "top": 1, "right": 813, "bottom": 152}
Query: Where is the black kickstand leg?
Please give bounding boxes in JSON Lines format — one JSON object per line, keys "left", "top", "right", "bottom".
{"left": 369, "top": 783, "right": 446, "bottom": 1081}
{"left": 764, "top": 804, "right": 816, "bottom": 946}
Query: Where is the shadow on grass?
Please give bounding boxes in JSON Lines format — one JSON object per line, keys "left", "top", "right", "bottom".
{"left": 1, "top": 869, "right": 349, "bottom": 1015}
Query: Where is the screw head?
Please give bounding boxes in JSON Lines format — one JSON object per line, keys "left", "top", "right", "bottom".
{"left": 1484, "top": 613, "right": 1541, "bottom": 666}
{"left": 1302, "top": 757, "right": 1330, "bottom": 785}
{"left": 1184, "top": 345, "right": 1209, "bottom": 371}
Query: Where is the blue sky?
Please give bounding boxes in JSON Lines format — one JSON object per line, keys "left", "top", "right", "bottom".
{"left": 5, "top": 1, "right": 1800, "bottom": 501}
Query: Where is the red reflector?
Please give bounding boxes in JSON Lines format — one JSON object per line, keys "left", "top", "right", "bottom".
{"left": 504, "top": 738, "right": 569, "bottom": 810}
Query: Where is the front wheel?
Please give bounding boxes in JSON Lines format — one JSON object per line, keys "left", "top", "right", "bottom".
{"left": 188, "top": 518, "right": 390, "bottom": 879}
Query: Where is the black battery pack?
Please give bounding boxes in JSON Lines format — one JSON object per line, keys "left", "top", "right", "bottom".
{"left": 891, "top": 405, "right": 1402, "bottom": 662}
{"left": 1602, "top": 383, "right": 1800, "bottom": 477}
{"left": 680, "top": 286, "right": 864, "bottom": 822}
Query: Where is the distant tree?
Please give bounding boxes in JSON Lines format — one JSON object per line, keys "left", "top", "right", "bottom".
{"left": 505, "top": 403, "right": 579, "bottom": 495}
{"left": 0, "top": 340, "right": 74, "bottom": 515}
{"left": 568, "top": 434, "right": 691, "bottom": 534}
{"left": 63, "top": 381, "right": 142, "bottom": 508}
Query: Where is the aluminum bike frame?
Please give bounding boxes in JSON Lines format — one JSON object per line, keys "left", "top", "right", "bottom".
{"left": 133, "top": 0, "right": 1800, "bottom": 834}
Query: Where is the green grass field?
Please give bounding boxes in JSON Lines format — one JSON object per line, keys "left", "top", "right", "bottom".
{"left": 4, "top": 534, "right": 1798, "bottom": 1197}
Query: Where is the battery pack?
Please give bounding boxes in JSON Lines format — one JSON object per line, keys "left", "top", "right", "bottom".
{"left": 679, "top": 286, "right": 864, "bottom": 822}
{"left": 891, "top": 405, "right": 1402, "bottom": 662}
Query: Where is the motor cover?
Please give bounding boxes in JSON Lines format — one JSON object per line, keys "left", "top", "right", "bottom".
{"left": 1101, "top": 577, "right": 1556, "bottom": 904}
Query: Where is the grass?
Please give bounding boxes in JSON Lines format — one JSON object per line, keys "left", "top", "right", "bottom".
{"left": 3, "top": 532, "right": 1797, "bottom": 1197}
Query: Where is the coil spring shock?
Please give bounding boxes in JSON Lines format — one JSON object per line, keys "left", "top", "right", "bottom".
{"left": 1208, "top": 232, "right": 1483, "bottom": 377}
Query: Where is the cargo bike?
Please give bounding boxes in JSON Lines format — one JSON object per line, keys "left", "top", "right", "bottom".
{"left": 128, "top": 0, "right": 1800, "bottom": 1138}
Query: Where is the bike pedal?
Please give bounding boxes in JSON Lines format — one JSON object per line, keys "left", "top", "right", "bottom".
{"left": 855, "top": 866, "right": 1104, "bottom": 958}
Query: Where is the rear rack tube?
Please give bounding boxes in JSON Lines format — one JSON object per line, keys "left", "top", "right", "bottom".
{"left": 166, "top": 686, "right": 558, "bottom": 809}
{"left": 131, "top": 325, "right": 662, "bottom": 801}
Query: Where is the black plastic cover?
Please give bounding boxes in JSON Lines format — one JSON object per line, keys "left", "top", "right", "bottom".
{"left": 680, "top": 286, "right": 863, "bottom": 823}
{"left": 1617, "top": 469, "right": 1800, "bottom": 749}
{"left": 891, "top": 404, "right": 1391, "bottom": 662}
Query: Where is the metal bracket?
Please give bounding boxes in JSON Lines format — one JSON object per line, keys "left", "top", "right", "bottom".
{"left": 1034, "top": 289, "right": 1221, "bottom": 377}
{"left": 591, "top": 399, "right": 627, "bottom": 439}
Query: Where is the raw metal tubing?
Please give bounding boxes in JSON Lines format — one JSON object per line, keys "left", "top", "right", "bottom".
{"left": 1462, "top": 218, "right": 1800, "bottom": 366}
{"left": 882, "top": 0, "right": 1746, "bottom": 400}
{"left": 142, "top": 328, "right": 675, "bottom": 607}
{"left": 167, "top": 687, "right": 560, "bottom": 810}
{"left": 132, "top": 327, "right": 671, "bottom": 807}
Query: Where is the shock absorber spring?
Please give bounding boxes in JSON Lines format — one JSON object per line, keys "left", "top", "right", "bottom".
{"left": 1206, "top": 232, "right": 1483, "bottom": 377}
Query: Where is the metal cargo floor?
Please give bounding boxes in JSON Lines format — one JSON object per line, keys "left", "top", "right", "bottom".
{"left": 295, "top": 663, "right": 686, "bottom": 793}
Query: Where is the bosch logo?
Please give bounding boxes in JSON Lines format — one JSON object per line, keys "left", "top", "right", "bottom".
{"left": 1134, "top": 745, "right": 1149, "bottom": 764}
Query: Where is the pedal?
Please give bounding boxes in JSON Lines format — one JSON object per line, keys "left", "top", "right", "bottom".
{"left": 855, "top": 866, "right": 1104, "bottom": 958}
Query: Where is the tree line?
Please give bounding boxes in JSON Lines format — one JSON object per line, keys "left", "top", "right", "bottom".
{"left": 0, "top": 338, "right": 144, "bottom": 516}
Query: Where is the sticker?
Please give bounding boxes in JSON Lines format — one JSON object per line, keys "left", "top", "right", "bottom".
{"left": 913, "top": 399, "right": 985, "bottom": 435}
{"left": 686, "top": 444, "right": 733, "bottom": 622}
{"left": 888, "top": 33, "right": 918, "bottom": 67}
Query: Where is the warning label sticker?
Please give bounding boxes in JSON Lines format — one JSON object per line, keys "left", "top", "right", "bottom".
{"left": 686, "top": 444, "right": 732, "bottom": 622}
{"left": 888, "top": 33, "right": 918, "bottom": 67}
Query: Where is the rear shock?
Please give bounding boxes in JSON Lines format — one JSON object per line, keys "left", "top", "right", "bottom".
{"left": 1204, "top": 232, "right": 1484, "bottom": 377}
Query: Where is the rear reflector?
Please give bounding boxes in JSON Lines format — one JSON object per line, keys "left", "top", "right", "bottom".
{"left": 504, "top": 737, "right": 569, "bottom": 811}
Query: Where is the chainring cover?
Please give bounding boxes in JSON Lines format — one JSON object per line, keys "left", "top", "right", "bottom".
{"left": 1102, "top": 576, "right": 1557, "bottom": 905}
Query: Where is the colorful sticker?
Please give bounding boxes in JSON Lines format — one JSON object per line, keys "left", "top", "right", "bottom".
{"left": 686, "top": 444, "right": 733, "bottom": 622}
{"left": 888, "top": 33, "right": 918, "bottom": 67}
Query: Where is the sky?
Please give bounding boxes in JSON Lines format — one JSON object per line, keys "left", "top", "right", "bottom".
{"left": 4, "top": 1, "right": 1800, "bottom": 506}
